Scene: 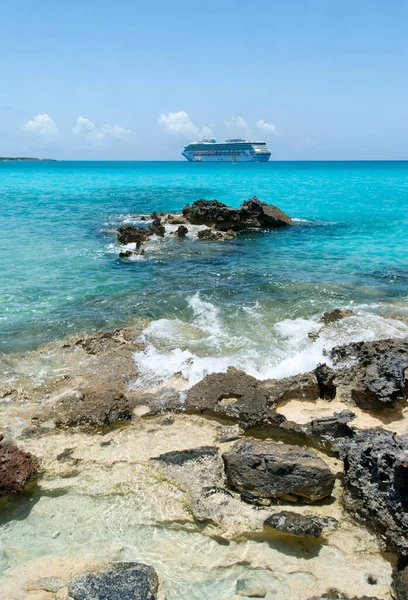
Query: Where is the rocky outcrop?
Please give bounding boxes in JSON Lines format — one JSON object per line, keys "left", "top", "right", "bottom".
{"left": 319, "top": 308, "right": 355, "bottom": 325}
{"left": 264, "top": 511, "right": 338, "bottom": 538}
{"left": 223, "top": 439, "right": 335, "bottom": 502}
{"left": 0, "top": 444, "right": 38, "bottom": 497}
{"left": 331, "top": 338, "right": 408, "bottom": 409}
{"left": 393, "top": 565, "right": 408, "bottom": 600}
{"left": 197, "top": 228, "right": 237, "bottom": 241}
{"left": 339, "top": 430, "right": 408, "bottom": 559}
{"left": 175, "top": 225, "right": 188, "bottom": 237}
{"left": 69, "top": 562, "right": 159, "bottom": 600}
{"left": 117, "top": 225, "right": 150, "bottom": 246}
{"left": 182, "top": 196, "right": 292, "bottom": 231}
{"left": 53, "top": 389, "right": 135, "bottom": 428}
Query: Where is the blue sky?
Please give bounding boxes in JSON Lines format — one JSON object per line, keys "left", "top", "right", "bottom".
{"left": 1, "top": 0, "right": 407, "bottom": 160}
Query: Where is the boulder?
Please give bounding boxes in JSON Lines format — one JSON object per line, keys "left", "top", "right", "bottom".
{"left": 0, "top": 444, "right": 38, "bottom": 497}
{"left": 222, "top": 439, "right": 335, "bottom": 502}
{"left": 235, "top": 574, "right": 266, "bottom": 597}
{"left": 331, "top": 338, "right": 408, "bottom": 409}
{"left": 183, "top": 196, "right": 292, "bottom": 231}
{"left": 315, "top": 363, "right": 337, "bottom": 400}
{"left": 176, "top": 225, "right": 188, "bottom": 237}
{"left": 117, "top": 225, "right": 149, "bottom": 245}
{"left": 340, "top": 429, "right": 408, "bottom": 559}
{"left": 264, "top": 510, "right": 338, "bottom": 538}
{"left": 69, "top": 562, "right": 159, "bottom": 600}
{"left": 150, "top": 218, "right": 165, "bottom": 237}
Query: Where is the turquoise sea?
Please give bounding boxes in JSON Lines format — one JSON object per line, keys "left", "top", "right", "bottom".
{"left": 1, "top": 160, "right": 408, "bottom": 381}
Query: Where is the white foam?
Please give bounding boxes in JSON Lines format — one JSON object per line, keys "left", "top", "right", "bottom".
{"left": 132, "top": 296, "right": 408, "bottom": 393}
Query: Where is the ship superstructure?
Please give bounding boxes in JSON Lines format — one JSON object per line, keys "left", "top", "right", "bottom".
{"left": 182, "top": 139, "right": 271, "bottom": 162}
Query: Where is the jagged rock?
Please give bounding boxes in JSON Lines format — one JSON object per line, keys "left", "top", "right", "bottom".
{"left": 393, "top": 565, "right": 408, "bottom": 600}
{"left": 315, "top": 364, "right": 337, "bottom": 400}
{"left": 150, "top": 218, "right": 165, "bottom": 237}
{"left": 340, "top": 430, "right": 408, "bottom": 559}
{"left": 0, "top": 444, "right": 38, "bottom": 497}
{"left": 264, "top": 510, "right": 338, "bottom": 538}
{"left": 331, "top": 338, "right": 408, "bottom": 409}
{"left": 176, "top": 225, "right": 188, "bottom": 237}
{"left": 69, "top": 562, "right": 159, "bottom": 600}
{"left": 53, "top": 389, "right": 135, "bottom": 428}
{"left": 119, "top": 249, "right": 145, "bottom": 258}
{"left": 186, "top": 367, "right": 319, "bottom": 429}
{"left": 117, "top": 225, "right": 149, "bottom": 245}
{"left": 300, "top": 410, "right": 356, "bottom": 451}
{"left": 222, "top": 439, "right": 335, "bottom": 502}
{"left": 308, "top": 591, "right": 381, "bottom": 600}
{"left": 235, "top": 574, "right": 266, "bottom": 597}
{"left": 151, "top": 446, "right": 219, "bottom": 466}
{"left": 319, "top": 308, "right": 355, "bottom": 324}
{"left": 61, "top": 328, "right": 137, "bottom": 355}
{"left": 197, "top": 228, "right": 237, "bottom": 241}
{"left": 164, "top": 213, "right": 186, "bottom": 225}
{"left": 182, "top": 196, "right": 292, "bottom": 231}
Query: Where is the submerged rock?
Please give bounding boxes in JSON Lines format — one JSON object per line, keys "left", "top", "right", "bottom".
{"left": 340, "top": 429, "right": 408, "bottom": 559}
{"left": 319, "top": 308, "right": 355, "bottom": 324}
{"left": 264, "top": 510, "right": 338, "bottom": 538}
{"left": 197, "top": 228, "right": 237, "bottom": 241}
{"left": 331, "top": 338, "right": 408, "bottom": 409}
{"left": 222, "top": 439, "right": 335, "bottom": 502}
{"left": 0, "top": 444, "right": 38, "bottom": 497}
{"left": 183, "top": 196, "right": 292, "bottom": 231}
{"left": 176, "top": 225, "right": 188, "bottom": 237}
{"left": 69, "top": 562, "right": 159, "bottom": 600}
{"left": 235, "top": 574, "right": 266, "bottom": 597}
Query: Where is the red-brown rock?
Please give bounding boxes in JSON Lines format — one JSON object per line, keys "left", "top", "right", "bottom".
{"left": 0, "top": 444, "right": 38, "bottom": 497}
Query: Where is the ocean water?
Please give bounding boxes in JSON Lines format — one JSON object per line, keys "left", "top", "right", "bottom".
{"left": 1, "top": 160, "right": 408, "bottom": 383}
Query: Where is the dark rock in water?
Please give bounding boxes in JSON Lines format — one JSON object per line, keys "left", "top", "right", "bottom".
{"left": 54, "top": 390, "right": 135, "bottom": 428}
{"left": 176, "top": 225, "right": 188, "bottom": 237}
{"left": 331, "top": 338, "right": 408, "bottom": 409}
{"left": 186, "top": 367, "right": 319, "bottom": 429}
{"left": 319, "top": 308, "right": 355, "bottom": 324}
{"left": 315, "top": 363, "right": 337, "bottom": 400}
{"left": 264, "top": 510, "right": 338, "bottom": 538}
{"left": 197, "top": 228, "right": 236, "bottom": 241}
{"left": 0, "top": 444, "right": 38, "bottom": 497}
{"left": 393, "top": 565, "right": 408, "bottom": 600}
{"left": 339, "top": 429, "right": 408, "bottom": 559}
{"left": 183, "top": 196, "right": 292, "bottom": 231}
{"left": 69, "top": 562, "right": 159, "bottom": 600}
{"left": 165, "top": 213, "right": 187, "bottom": 225}
{"left": 117, "top": 224, "right": 149, "bottom": 245}
{"left": 150, "top": 218, "right": 165, "bottom": 237}
{"left": 151, "top": 446, "right": 218, "bottom": 466}
{"left": 222, "top": 438, "right": 335, "bottom": 502}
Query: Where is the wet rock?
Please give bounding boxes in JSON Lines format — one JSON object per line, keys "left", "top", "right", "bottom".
{"left": 183, "top": 196, "right": 292, "bottom": 231}
{"left": 235, "top": 574, "right": 266, "bottom": 597}
{"left": 119, "top": 249, "right": 145, "bottom": 258}
{"left": 197, "top": 228, "right": 237, "bottom": 241}
{"left": 117, "top": 224, "right": 149, "bottom": 245}
{"left": 0, "top": 444, "right": 38, "bottom": 497}
{"left": 151, "top": 446, "right": 219, "bottom": 466}
{"left": 164, "top": 213, "right": 187, "bottom": 225}
{"left": 315, "top": 363, "right": 337, "bottom": 400}
{"left": 176, "top": 225, "right": 188, "bottom": 237}
{"left": 186, "top": 368, "right": 319, "bottom": 429}
{"left": 62, "top": 328, "right": 137, "bottom": 356}
{"left": 223, "top": 439, "right": 335, "bottom": 502}
{"left": 308, "top": 591, "right": 381, "bottom": 600}
{"left": 54, "top": 390, "right": 135, "bottom": 428}
{"left": 69, "top": 562, "right": 159, "bottom": 600}
{"left": 340, "top": 429, "right": 408, "bottom": 559}
{"left": 319, "top": 308, "right": 355, "bottom": 324}
{"left": 150, "top": 218, "right": 165, "bottom": 237}
{"left": 331, "top": 338, "right": 408, "bottom": 409}
{"left": 264, "top": 510, "right": 338, "bottom": 538}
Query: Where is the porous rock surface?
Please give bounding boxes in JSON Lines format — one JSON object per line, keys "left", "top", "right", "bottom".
{"left": 69, "top": 562, "right": 159, "bottom": 600}
{"left": 0, "top": 444, "right": 38, "bottom": 497}
{"left": 182, "top": 196, "right": 292, "bottom": 230}
{"left": 264, "top": 510, "right": 338, "bottom": 538}
{"left": 222, "top": 439, "right": 335, "bottom": 502}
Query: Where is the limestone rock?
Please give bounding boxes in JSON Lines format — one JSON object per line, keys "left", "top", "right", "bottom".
{"left": 331, "top": 338, "right": 408, "bottom": 409}
{"left": 0, "top": 444, "right": 38, "bottom": 497}
{"left": 319, "top": 308, "right": 355, "bottom": 325}
{"left": 222, "top": 439, "right": 335, "bottom": 502}
{"left": 69, "top": 562, "right": 159, "bottom": 600}
{"left": 264, "top": 510, "right": 338, "bottom": 538}
{"left": 235, "top": 573, "right": 266, "bottom": 597}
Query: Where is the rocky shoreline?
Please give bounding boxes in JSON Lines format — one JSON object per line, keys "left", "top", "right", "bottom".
{"left": 0, "top": 304, "right": 408, "bottom": 599}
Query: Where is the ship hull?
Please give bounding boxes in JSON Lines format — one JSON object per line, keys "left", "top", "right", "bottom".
{"left": 182, "top": 153, "right": 270, "bottom": 163}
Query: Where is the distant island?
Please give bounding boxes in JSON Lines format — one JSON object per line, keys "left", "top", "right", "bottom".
{"left": 0, "top": 157, "right": 57, "bottom": 161}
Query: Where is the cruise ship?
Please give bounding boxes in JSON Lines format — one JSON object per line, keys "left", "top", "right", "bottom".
{"left": 182, "top": 139, "right": 271, "bottom": 162}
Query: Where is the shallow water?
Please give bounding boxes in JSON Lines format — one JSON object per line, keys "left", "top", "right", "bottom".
{"left": 1, "top": 160, "right": 407, "bottom": 358}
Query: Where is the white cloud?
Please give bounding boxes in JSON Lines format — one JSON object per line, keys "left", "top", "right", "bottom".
{"left": 256, "top": 119, "right": 278, "bottom": 135}
{"left": 302, "top": 137, "right": 318, "bottom": 148}
{"left": 223, "top": 116, "right": 252, "bottom": 139}
{"left": 22, "top": 114, "right": 59, "bottom": 138}
{"left": 158, "top": 111, "right": 212, "bottom": 139}
{"left": 73, "top": 116, "right": 132, "bottom": 145}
